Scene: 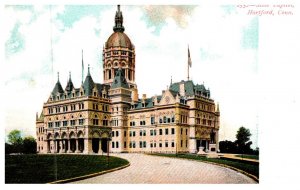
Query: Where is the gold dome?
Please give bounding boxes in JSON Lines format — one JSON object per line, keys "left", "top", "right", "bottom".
{"left": 105, "top": 32, "right": 133, "bottom": 49}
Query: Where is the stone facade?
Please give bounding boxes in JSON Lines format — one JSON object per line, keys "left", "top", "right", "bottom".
{"left": 36, "top": 5, "right": 220, "bottom": 154}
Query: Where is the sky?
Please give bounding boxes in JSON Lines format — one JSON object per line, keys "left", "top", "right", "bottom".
{"left": 2, "top": 0, "right": 300, "bottom": 187}
{"left": 2, "top": 2, "right": 299, "bottom": 150}
{"left": 3, "top": 4, "right": 260, "bottom": 147}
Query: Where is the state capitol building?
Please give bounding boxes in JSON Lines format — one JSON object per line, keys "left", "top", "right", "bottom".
{"left": 36, "top": 5, "right": 220, "bottom": 155}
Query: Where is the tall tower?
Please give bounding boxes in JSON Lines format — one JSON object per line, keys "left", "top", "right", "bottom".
{"left": 102, "top": 5, "right": 136, "bottom": 89}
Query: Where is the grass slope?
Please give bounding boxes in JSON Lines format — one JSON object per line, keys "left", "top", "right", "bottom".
{"left": 5, "top": 154, "right": 129, "bottom": 184}
{"left": 150, "top": 153, "right": 259, "bottom": 179}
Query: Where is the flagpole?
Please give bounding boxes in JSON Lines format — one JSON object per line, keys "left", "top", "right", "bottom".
{"left": 187, "top": 61, "right": 189, "bottom": 81}
{"left": 82, "top": 49, "right": 84, "bottom": 84}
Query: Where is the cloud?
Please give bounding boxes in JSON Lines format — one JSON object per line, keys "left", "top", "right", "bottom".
{"left": 4, "top": 5, "right": 259, "bottom": 148}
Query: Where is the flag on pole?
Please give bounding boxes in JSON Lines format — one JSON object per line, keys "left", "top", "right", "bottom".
{"left": 188, "top": 46, "right": 192, "bottom": 67}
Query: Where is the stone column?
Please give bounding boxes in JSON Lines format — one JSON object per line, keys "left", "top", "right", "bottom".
{"left": 216, "top": 132, "right": 219, "bottom": 152}
{"left": 189, "top": 126, "right": 197, "bottom": 153}
{"left": 59, "top": 140, "right": 63, "bottom": 153}
{"left": 98, "top": 139, "right": 103, "bottom": 154}
{"left": 206, "top": 140, "right": 209, "bottom": 152}
{"left": 53, "top": 140, "right": 56, "bottom": 153}
{"left": 67, "top": 139, "right": 72, "bottom": 153}
{"left": 75, "top": 139, "right": 81, "bottom": 153}
{"left": 83, "top": 138, "right": 89, "bottom": 154}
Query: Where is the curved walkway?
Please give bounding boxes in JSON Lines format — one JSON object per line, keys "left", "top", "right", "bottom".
{"left": 71, "top": 153, "right": 256, "bottom": 184}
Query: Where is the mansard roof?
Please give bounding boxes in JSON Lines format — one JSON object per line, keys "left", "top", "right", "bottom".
{"left": 169, "top": 80, "right": 210, "bottom": 98}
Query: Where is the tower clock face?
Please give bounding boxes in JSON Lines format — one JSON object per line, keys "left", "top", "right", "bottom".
{"left": 165, "top": 96, "right": 170, "bottom": 103}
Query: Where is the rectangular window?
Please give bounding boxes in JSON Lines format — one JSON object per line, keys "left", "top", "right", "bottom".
{"left": 143, "top": 130, "right": 146, "bottom": 136}
{"left": 133, "top": 142, "right": 136, "bottom": 148}
{"left": 63, "top": 121, "right": 68, "bottom": 126}
{"left": 186, "top": 140, "right": 188, "bottom": 147}
{"left": 171, "top": 128, "right": 175, "bottom": 135}
{"left": 124, "top": 131, "right": 127, "bottom": 137}
{"left": 133, "top": 131, "right": 136, "bottom": 137}
{"left": 143, "top": 141, "right": 146, "bottom": 148}
{"left": 159, "top": 143, "right": 162, "bottom": 148}
{"left": 129, "top": 131, "right": 132, "bottom": 137}
{"left": 93, "top": 119, "right": 99, "bottom": 125}
{"left": 48, "top": 122, "right": 53, "bottom": 128}
{"left": 112, "top": 141, "right": 115, "bottom": 148}
{"left": 79, "top": 119, "right": 84, "bottom": 125}
{"left": 159, "top": 129, "right": 163, "bottom": 135}
{"left": 129, "top": 142, "right": 132, "bottom": 148}
{"left": 171, "top": 142, "right": 175, "bottom": 147}
{"left": 150, "top": 130, "right": 153, "bottom": 136}
{"left": 116, "top": 141, "right": 119, "bottom": 148}
{"left": 186, "top": 129, "right": 188, "bottom": 135}
{"left": 116, "top": 131, "right": 119, "bottom": 137}
{"left": 124, "top": 141, "right": 127, "bottom": 148}
{"left": 163, "top": 116, "right": 166, "bottom": 123}
{"left": 151, "top": 117, "right": 155, "bottom": 125}
{"left": 165, "top": 142, "right": 168, "bottom": 148}
{"left": 165, "top": 128, "right": 169, "bottom": 135}
{"left": 139, "top": 141, "right": 143, "bottom": 148}
{"left": 70, "top": 120, "right": 76, "bottom": 126}
{"left": 140, "top": 130, "right": 143, "bottom": 136}
{"left": 154, "top": 130, "right": 156, "bottom": 136}
{"left": 181, "top": 140, "right": 183, "bottom": 147}
{"left": 181, "top": 128, "right": 183, "bottom": 135}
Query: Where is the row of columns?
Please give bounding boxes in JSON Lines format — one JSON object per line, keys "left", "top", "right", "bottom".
{"left": 47, "top": 138, "right": 83, "bottom": 154}
{"left": 104, "top": 68, "right": 134, "bottom": 82}
{"left": 46, "top": 138, "right": 105, "bottom": 154}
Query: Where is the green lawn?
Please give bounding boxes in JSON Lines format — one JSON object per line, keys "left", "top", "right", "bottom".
{"left": 5, "top": 154, "right": 129, "bottom": 184}
{"left": 149, "top": 153, "right": 259, "bottom": 180}
{"left": 235, "top": 154, "right": 259, "bottom": 160}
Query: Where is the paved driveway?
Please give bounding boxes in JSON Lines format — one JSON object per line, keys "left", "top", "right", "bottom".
{"left": 72, "top": 153, "right": 256, "bottom": 184}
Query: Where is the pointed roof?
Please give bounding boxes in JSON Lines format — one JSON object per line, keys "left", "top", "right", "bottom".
{"left": 65, "top": 72, "right": 74, "bottom": 92}
{"left": 51, "top": 72, "right": 64, "bottom": 95}
{"left": 83, "top": 65, "right": 95, "bottom": 96}
{"left": 111, "top": 68, "right": 129, "bottom": 89}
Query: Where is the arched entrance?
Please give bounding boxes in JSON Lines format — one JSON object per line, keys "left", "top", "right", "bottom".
{"left": 101, "top": 138, "right": 108, "bottom": 153}
{"left": 61, "top": 132, "right": 68, "bottom": 153}
{"left": 100, "top": 132, "right": 110, "bottom": 153}
{"left": 92, "top": 138, "right": 100, "bottom": 153}
{"left": 54, "top": 132, "right": 60, "bottom": 153}
{"left": 92, "top": 131, "right": 100, "bottom": 153}
{"left": 77, "top": 131, "right": 84, "bottom": 153}
{"left": 69, "top": 131, "right": 76, "bottom": 153}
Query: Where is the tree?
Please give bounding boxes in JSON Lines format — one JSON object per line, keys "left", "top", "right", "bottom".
{"left": 235, "top": 126, "right": 252, "bottom": 154}
{"left": 7, "top": 130, "right": 23, "bottom": 153}
{"left": 7, "top": 130, "right": 23, "bottom": 145}
{"left": 219, "top": 140, "right": 237, "bottom": 153}
{"left": 22, "top": 136, "right": 37, "bottom": 154}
